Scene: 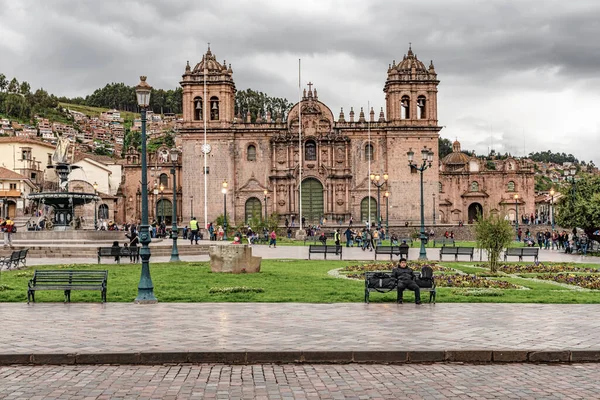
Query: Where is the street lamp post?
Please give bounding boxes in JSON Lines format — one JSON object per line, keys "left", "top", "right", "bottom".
{"left": 93, "top": 182, "right": 98, "bottom": 230}
{"left": 514, "top": 193, "right": 519, "bottom": 240}
{"left": 134, "top": 76, "right": 157, "bottom": 303}
{"left": 407, "top": 147, "right": 434, "bottom": 260}
{"left": 169, "top": 148, "right": 180, "bottom": 262}
{"left": 159, "top": 184, "right": 164, "bottom": 225}
{"left": 384, "top": 191, "right": 390, "bottom": 240}
{"left": 432, "top": 193, "right": 436, "bottom": 226}
{"left": 550, "top": 189, "right": 555, "bottom": 230}
{"left": 222, "top": 180, "right": 228, "bottom": 241}
{"left": 190, "top": 195, "right": 194, "bottom": 220}
{"left": 370, "top": 173, "right": 389, "bottom": 230}
{"left": 263, "top": 189, "right": 268, "bottom": 222}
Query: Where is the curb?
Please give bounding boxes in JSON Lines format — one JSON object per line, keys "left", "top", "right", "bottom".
{"left": 1, "top": 350, "right": 599, "bottom": 365}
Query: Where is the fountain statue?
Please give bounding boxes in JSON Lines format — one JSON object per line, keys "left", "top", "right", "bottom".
{"left": 27, "top": 134, "right": 100, "bottom": 230}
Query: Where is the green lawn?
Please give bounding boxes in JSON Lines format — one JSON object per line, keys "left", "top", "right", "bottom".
{"left": 1, "top": 260, "right": 600, "bottom": 304}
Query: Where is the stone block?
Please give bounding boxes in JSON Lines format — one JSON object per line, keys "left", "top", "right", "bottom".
{"left": 445, "top": 350, "right": 492, "bottom": 362}
{"left": 246, "top": 351, "right": 303, "bottom": 364}
{"left": 529, "top": 351, "right": 570, "bottom": 363}
{"left": 31, "top": 353, "right": 76, "bottom": 365}
{"left": 570, "top": 351, "right": 600, "bottom": 362}
{"left": 187, "top": 351, "right": 247, "bottom": 364}
{"left": 301, "top": 351, "right": 353, "bottom": 363}
{"left": 76, "top": 353, "right": 141, "bottom": 365}
{"left": 353, "top": 351, "right": 408, "bottom": 363}
{"left": 492, "top": 351, "right": 529, "bottom": 362}
{"left": 209, "top": 244, "right": 261, "bottom": 273}
{"left": 0, "top": 354, "right": 31, "bottom": 365}
{"left": 407, "top": 351, "right": 445, "bottom": 363}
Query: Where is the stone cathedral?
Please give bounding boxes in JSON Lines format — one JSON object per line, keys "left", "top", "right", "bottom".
{"left": 178, "top": 46, "right": 441, "bottom": 227}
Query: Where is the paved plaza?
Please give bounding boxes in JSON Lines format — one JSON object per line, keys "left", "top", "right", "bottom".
{"left": 2, "top": 363, "right": 600, "bottom": 399}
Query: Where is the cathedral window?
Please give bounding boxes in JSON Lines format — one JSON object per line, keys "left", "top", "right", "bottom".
{"left": 365, "top": 144, "right": 374, "bottom": 161}
{"left": 507, "top": 181, "right": 515, "bottom": 192}
{"left": 194, "top": 97, "right": 203, "bottom": 120}
{"left": 159, "top": 173, "right": 169, "bottom": 189}
{"left": 401, "top": 95, "right": 410, "bottom": 119}
{"left": 305, "top": 140, "right": 317, "bottom": 161}
{"left": 210, "top": 96, "right": 219, "bottom": 120}
{"left": 247, "top": 145, "right": 256, "bottom": 161}
{"left": 417, "top": 95, "right": 426, "bottom": 119}
{"left": 471, "top": 181, "right": 479, "bottom": 192}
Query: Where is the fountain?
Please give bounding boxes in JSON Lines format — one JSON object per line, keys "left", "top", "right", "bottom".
{"left": 27, "top": 134, "right": 100, "bottom": 230}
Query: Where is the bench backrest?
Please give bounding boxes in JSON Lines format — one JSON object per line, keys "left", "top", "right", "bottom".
{"left": 32, "top": 270, "right": 108, "bottom": 286}
{"left": 9, "top": 251, "right": 20, "bottom": 261}
{"left": 456, "top": 247, "right": 474, "bottom": 255}
{"left": 505, "top": 248, "right": 522, "bottom": 256}
{"left": 521, "top": 248, "right": 539, "bottom": 256}
{"left": 440, "top": 247, "right": 458, "bottom": 254}
{"left": 19, "top": 248, "right": 28, "bottom": 258}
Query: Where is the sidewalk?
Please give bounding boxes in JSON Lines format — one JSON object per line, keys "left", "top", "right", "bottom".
{"left": 1, "top": 303, "right": 599, "bottom": 365}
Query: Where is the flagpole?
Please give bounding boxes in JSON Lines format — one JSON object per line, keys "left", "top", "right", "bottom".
{"left": 368, "top": 100, "right": 371, "bottom": 229}
{"left": 298, "top": 58, "right": 303, "bottom": 231}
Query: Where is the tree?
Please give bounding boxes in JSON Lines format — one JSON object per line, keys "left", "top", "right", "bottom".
{"left": 235, "top": 88, "right": 292, "bottom": 122}
{"left": 7, "top": 78, "right": 19, "bottom": 94}
{"left": 474, "top": 213, "right": 514, "bottom": 273}
{"left": 556, "top": 174, "right": 600, "bottom": 242}
{"left": 438, "top": 137, "right": 453, "bottom": 158}
{"left": 19, "top": 81, "right": 31, "bottom": 96}
{"left": 0, "top": 74, "right": 7, "bottom": 92}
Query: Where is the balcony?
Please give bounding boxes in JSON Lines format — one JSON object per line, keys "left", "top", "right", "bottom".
{"left": 0, "top": 190, "right": 22, "bottom": 198}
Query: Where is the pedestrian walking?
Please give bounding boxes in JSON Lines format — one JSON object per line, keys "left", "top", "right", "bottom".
{"left": 269, "top": 229, "right": 277, "bottom": 248}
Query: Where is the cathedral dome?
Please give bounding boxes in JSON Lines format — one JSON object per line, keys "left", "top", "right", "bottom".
{"left": 192, "top": 46, "right": 228, "bottom": 74}
{"left": 396, "top": 46, "right": 427, "bottom": 73}
{"left": 442, "top": 140, "right": 470, "bottom": 166}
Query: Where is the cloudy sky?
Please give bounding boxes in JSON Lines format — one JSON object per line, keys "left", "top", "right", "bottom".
{"left": 1, "top": 0, "right": 600, "bottom": 164}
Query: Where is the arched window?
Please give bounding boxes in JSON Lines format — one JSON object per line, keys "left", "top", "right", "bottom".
{"left": 365, "top": 144, "right": 374, "bottom": 161}
{"left": 400, "top": 95, "right": 410, "bottom": 119}
{"left": 247, "top": 145, "right": 256, "bottom": 161}
{"left": 194, "top": 96, "right": 203, "bottom": 120}
{"left": 305, "top": 140, "right": 316, "bottom": 161}
{"left": 471, "top": 181, "right": 479, "bottom": 192}
{"left": 159, "top": 173, "right": 169, "bottom": 189}
{"left": 360, "top": 197, "right": 377, "bottom": 225}
{"left": 507, "top": 181, "right": 515, "bottom": 192}
{"left": 245, "top": 197, "right": 262, "bottom": 223}
{"left": 438, "top": 182, "right": 443, "bottom": 193}
{"left": 417, "top": 95, "right": 426, "bottom": 119}
{"left": 98, "top": 204, "right": 109, "bottom": 220}
{"left": 210, "top": 96, "right": 219, "bottom": 120}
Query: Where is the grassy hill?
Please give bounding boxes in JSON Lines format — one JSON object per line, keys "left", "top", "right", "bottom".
{"left": 58, "top": 102, "right": 137, "bottom": 122}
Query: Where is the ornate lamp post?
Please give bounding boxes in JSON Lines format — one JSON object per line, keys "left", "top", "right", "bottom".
{"left": 263, "top": 189, "right": 268, "bottom": 222}
{"left": 432, "top": 193, "right": 436, "bottom": 226}
{"left": 384, "top": 191, "right": 390, "bottom": 240}
{"left": 169, "top": 148, "right": 180, "bottom": 262}
{"left": 134, "top": 76, "right": 157, "bottom": 304}
{"left": 514, "top": 193, "right": 519, "bottom": 240}
{"left": 159, "top": 184, "right": 165, "bottom": 224}
{"left": 370, "top": 172, "right": 389, "bottom": 230}
{"left": 222, "top": 180, "right": 228, "bottom": 241}
{"left": 549, "top": 189, "right": 555, "bottom": 230}
{"left": 92, "top": 182, "right": 98, "bottom": 229}
{"left": 408, "top": 147, "right": 434, "bottom": 260}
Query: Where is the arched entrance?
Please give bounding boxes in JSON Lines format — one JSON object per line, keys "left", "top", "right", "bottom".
{"left": 98, "top": 204, "right": 109, "bottom": 220}
{"left": 301, "top": 178, "right": 323, "bottom": 224}
{"left": 156, "top": 199, "right": 172, "bottom": 224}
{"left": 468, "top": 202, "right": 483, "bottom": 223}
{"left": 360, "top": 197, "right": 377, "bottom": 226}
{"left": 245, "top": 197, "right": 262, "bottom": 224}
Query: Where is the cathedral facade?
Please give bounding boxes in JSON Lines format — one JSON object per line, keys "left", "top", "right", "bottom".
{"left": 177, "top": 46, "right": 441, "bottom": 228}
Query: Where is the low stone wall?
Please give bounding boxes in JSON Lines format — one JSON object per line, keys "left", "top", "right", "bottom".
{"left": 209, "top": 244, "right": 261, "bottom": 273}
{"left": 12, "top": 230, "right": 125, "bottom": 241}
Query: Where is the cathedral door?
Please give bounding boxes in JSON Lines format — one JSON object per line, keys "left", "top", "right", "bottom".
{"left": 360, "top": 197, "right": 377, "bottom": 226}
{"left": 245, "top": 197, "right": 263, "bottom": 223}
{"left": 301, "top": 178, "right": 323, "bottom": 224}
{"left": 468, "top": 202, "right": 483, "bottom": 223}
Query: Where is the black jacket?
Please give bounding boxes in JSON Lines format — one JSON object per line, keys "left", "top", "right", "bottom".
{"left": 392, "top": 266, "right": 415, "bottom": 282}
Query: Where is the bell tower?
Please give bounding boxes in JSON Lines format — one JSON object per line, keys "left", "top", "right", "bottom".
{"left": 180, "top": 46, "right": 236, "bottom": 127}
{"left": 383, "top": 45, "right": 439, "bottom": 125}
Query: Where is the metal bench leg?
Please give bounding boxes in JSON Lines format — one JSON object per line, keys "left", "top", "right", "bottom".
{"left": 365, "top": 288, "right": 369, "bottom": 303}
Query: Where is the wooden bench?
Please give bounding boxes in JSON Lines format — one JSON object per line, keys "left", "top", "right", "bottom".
{"left": 364, "top": 269, "right": 436, "bottom": 303}
{"left": 374, "top": 245, "right": 409, "bottom": 260}
{"left": 308, "top": 245, "right": 342, "bottom": 260}
{"left": 433, "top": 238, "right": 455, "bottom": 247}
{"left": 27, "top": 270, "right": 108, "bottom": 303}
{"left": 504, "top": 247, "right": 539, "bottom": 262}
{"left": 97, "top": 247, "right": 139, "bottom": 264}
{"left": 440, "top": 246, "right": 474, "bottom": 261}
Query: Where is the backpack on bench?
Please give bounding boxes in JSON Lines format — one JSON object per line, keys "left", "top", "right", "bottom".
{"left": 367, "top": 272, "right": 397, "bottom": 292}
{"left": 415, "top": 266, "right": 434, "bottom": 288}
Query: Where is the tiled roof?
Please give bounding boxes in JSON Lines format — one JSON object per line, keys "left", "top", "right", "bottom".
{"left": 0, "top": 166, "right": 27, "bottom": 180}
{"left": 0, "top": 137, "right": 55, "bottom": 149}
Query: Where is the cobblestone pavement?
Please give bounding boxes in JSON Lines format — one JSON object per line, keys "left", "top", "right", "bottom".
{"left": 1, "top": 363, "right": 600, "bottom": 399}
{"left": 1, "top": 303, "right": 599, "bottom": 354}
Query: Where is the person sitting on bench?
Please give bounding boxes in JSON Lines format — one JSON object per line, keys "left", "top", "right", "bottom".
{"left": 399, "top": 240, "right": 409, "bottom": 254}
{"left": 392, "top": 258, "right": 421, "bottom": 305}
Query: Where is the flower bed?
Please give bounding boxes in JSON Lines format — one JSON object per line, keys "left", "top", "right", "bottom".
{"left": 341, "top": 262, "right": 451, "bottom": 279}
{"left": 535, "top": 274, "right": 600, "bottom": 290}
{"left": 436, "top": 274, "right": 519, "bottom": 289}
{"left": 496, "top": 264, "right": 600, "bottom": 274}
